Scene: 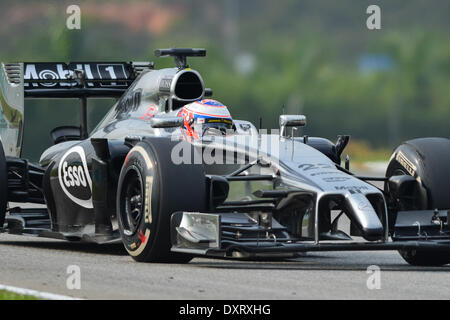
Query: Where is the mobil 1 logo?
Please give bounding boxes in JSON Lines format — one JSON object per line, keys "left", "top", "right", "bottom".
{"left": 24, "top": 62, "right": 131, "bottom": 88}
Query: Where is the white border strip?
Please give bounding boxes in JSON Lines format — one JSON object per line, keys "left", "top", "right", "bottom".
{"left": 0, "top": 284, "right": 83, "bottom": 300}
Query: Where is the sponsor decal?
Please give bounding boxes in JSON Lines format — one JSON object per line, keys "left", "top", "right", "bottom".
{"left": 310, "top": 171, "right": 345, "bottom": 177}
{"left": 58, "top": 146, "right": 93, "bottom": 209}
{"left": 145, "top": 176, "right": 153, "bottom": 223}
{"left": 159, "top": 77, "right": 172, "bottom": 92}
{"left": 114, "top": 89, "right": 142, "bottom": 117}
{"left": 322, "top": 177, "right": 351, "bottom": 182}
{"left": 24, "top": 63, "right": 130, "bottom": 88}
{"left": 356, "top": 198, "right": 372, "bottom": 211}
{"left": 334, "top": 185, "right": 369, "bottom": 193}
{"left": 396, "top": 151, "right": 416, "bottom": 176}
{"left": 298, "top": 163, "right": 335, "bottom": 171}
{"left": 139, "top": 104, "right": 158, "bottom": 121}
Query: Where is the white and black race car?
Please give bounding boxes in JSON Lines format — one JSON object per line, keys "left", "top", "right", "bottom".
{"left": 1, "top": 48, "right": 450, "bottom": 265}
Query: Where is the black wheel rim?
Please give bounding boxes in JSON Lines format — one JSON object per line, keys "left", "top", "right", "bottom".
{"left": 120, "top": 166, "right": 144, "bottom": 236}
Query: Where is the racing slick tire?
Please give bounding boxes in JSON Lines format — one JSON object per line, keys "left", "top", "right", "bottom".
{"left": 0, "top": 139, "right": 6, "bottom": 228}
{"left": 117, "top": 137, "right": 207, "bottom": 263}
{"left": 386, "top": 137, "right": 450, "bottom": 266}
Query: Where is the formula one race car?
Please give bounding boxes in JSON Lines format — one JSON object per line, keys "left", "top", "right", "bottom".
{"left": 1, "top": 48, "right": 450, "bottom": 266}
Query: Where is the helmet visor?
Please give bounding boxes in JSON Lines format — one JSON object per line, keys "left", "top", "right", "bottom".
{"left": 194, "top": 118, "right": 233, "bottom": 136}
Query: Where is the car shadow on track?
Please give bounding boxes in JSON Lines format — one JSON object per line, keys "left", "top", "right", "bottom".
{"left": 0, "top": 240, "right": 128, "bottom": 256}
{"left": 189, "top": 255, "right": 450, "bottom": 272}
{"left": 2, "top": 238, "right": 449, "bottom": 271}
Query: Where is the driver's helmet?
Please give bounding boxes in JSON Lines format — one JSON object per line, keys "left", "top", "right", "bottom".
{"left": 177, "top": 99, "right": 233, "bottom": 140}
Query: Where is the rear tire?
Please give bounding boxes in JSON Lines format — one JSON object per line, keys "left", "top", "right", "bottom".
{"left": 0, "top": 139, "right": 7, "bottom": 228}
{"left": 117, "top": 137, "right": 207, "bottom": 263}
{"left": 386, "top": 137, "right": 450, "bottom": 266}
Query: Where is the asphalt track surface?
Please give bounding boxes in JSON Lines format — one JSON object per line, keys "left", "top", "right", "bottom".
{"left": 1, "top": 166, "right": 449, "bottom": 299}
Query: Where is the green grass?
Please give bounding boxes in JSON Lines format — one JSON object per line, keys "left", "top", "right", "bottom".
{"left": 345, "top": 140, "right": 391, "bottom": 163}
{"left": 0, "top": 290, "right": 38, "bottom": 300}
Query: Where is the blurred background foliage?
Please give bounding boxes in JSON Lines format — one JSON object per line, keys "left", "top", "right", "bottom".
{"left": 0, "top": 0, "right": 449, "bottom": 161}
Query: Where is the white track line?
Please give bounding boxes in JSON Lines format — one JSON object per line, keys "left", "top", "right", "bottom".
{"left": 0, "top": 284, "right": 83, "bottom": 300}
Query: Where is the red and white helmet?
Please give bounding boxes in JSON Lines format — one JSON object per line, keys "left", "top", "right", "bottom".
{"left": 177, "top": 99, "right": 233, "bottom": 140}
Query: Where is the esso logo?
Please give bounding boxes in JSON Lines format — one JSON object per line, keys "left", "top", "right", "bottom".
{"left": 58, "top": 146, "right": 93, "bottom": 209}
{"left": 62, "top": 162, "right": 87, "bottom": 188}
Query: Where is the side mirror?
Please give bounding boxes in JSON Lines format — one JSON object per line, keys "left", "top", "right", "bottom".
{"left": 335, "top": 135, "right": 350, "bottom": 157}
{"left": 150, "top": 116, "right": 184, "bottom": 128}
{"left": 279, "top": 115, "right": 306, "bottom": 136}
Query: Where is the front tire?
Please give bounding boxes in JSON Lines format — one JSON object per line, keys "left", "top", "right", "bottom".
{"left": 398, "top": 248, "right": 450, "bottom": 267}
{"left": 117, "top": 137, "right": 207, "bottom": 263}
{"left": 386, "top": 137, "right": 450, "bottom": 266}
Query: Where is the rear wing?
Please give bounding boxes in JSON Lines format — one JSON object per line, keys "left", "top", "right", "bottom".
{"left": 22, "top": 61, "right": 153, "bottom": 98}
{"left": 0, "top": 61, "right": 153, "bottom": 156}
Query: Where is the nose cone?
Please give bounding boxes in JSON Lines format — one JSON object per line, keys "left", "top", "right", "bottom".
{"left": 345, "top": 193, "right": 384, "bottom": 241}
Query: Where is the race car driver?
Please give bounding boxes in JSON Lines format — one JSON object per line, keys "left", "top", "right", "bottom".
{"left": 177, "top": 99, "right": 234, "bottom": 140}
